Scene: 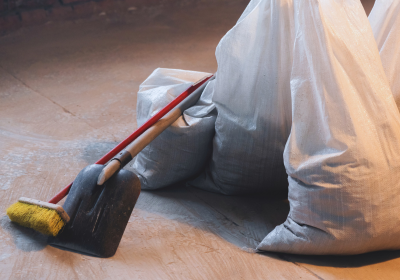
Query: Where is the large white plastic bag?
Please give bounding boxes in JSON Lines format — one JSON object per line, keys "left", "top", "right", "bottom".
{"left": 190, "top": 0, "right": 295, "bottom": 195}
{"left": 369, "top": 0, "right": 400, "bottom": 107}
{"left": 131, "top": 68, "right": 216, "bottom": 190}
{"left": 258, "top": 0, "right": 400, "bottom": 255}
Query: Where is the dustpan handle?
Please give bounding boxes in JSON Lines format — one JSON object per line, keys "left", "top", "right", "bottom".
{"left": 48, "top": 74, "right": 214, "bottom": 204}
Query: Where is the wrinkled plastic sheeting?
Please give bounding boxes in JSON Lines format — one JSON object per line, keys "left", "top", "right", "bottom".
{"left": 132, "top": 0, "right": 400, "bottom": 255}
{"left": 369, "top": 0, "right": 400, "bottom": 107}
{"left": 132, "top": 68, "right": 216, "bottom": 190}
{"left": 258, "top": 0, "right": 400, "bottom": 255}
{"left": 190, "top": 0, "right": 294, "bottom": 195}
{"left": 133, "top": 0, "right": 295, "bottom": 195}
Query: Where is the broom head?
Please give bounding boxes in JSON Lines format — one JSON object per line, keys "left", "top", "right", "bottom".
{"left": 6, "top": 197, "right": 70, "bottom": 236}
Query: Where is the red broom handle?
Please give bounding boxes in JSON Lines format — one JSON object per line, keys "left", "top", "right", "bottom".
{"left": 48, "top": 74, "right": 214, "bottom": 204}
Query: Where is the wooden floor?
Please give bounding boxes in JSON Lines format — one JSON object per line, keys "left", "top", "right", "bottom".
{"left": 1, "top": 1, "right": 400, "bottom": 279}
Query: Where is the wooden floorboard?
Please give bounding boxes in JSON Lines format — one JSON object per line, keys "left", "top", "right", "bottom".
{"left": 1, "top": 1, "right": 399, "bottom": 279}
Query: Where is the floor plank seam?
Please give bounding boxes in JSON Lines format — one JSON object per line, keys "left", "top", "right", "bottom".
{"left": 0, "top": 64, "right": 76, "bottom": 117}
{"left": 277, "top": 253, "right": 325, "bottom": 280}
{"left": 187, "top": 190, "right": 326, "bottom": 279}
{"left": 0, "top": 64, "right": 120, "bottom": 143}
{"left": 187, "top": 188, "right": 262, "bottom": 246}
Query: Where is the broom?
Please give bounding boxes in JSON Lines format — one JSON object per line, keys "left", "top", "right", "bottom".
{"left": 6, "top": 74, "right": 213, "bottom": 236}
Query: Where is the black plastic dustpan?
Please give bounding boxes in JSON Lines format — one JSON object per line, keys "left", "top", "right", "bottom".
{"left": 48, "top": 75, "right": 213, "bottom": 258}
{"left": 48, "top": 164, "right": 140, "bottom": 258}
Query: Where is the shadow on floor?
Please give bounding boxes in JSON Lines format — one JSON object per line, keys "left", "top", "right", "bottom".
{"left": 81, "top": 141, "right": 119, "bottom": 164}
{"left": 135, "top": 183, "right": 289, "bottom": 248}
{"left": 3, "top": 172, "right": 400, "bottom": 267}
{"left": 279, "top": 250, "right": 400, "bottom": 268}
{"left": 0, "top": 215, "right": 47, "bottom": 252}
{"left": 136, "top": 184, "right": 400, "bottom": 268}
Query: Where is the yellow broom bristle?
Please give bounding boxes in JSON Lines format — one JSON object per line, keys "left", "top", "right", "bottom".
{"left": 6, "top": 202, "right": 65, "bottom": 236}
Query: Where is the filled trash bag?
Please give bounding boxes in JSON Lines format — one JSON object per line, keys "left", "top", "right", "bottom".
{"left": 190, "top": 0, "right": 294, "bottom": 194}
{"left": 131, "top": 68, "right": 216, "bottom": 190}
{"left": 258, "top": 0, "right": 400, "bottom": 255}
{"left": 133, "top": 0, "right": 400, "bottom": 255}
{"left": 133, "top": 0, "right": 295, "bottom": 195}
{"left": 369, "top": 0, "right": 400, "bottom": 107}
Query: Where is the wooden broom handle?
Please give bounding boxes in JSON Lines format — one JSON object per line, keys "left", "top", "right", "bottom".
{"left": 48, "top": 74, "right": 214, "bottom": 204}
{"left": 96, "top": 78, "right": 210, "bottom": 186}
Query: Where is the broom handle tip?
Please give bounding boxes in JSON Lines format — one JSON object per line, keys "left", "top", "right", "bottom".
{"left": 48, "top": 74, "right": 214, "bottom": 203}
